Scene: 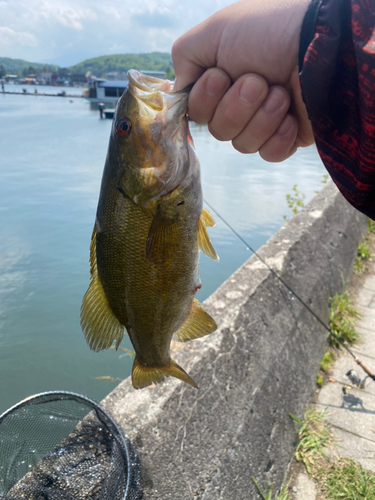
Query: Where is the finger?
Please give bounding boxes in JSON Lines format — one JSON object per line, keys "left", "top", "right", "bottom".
{"left": 232, "top": 86, "right": 291, "bottom": 154}
{"left": 259, "top": 115, "right": 298, "bottom": 162}
{"left": 172, "top": 19, "right": 223, "bottom": 91}
{"left": 208, "top": 74, "right": 268, "bottom": 141}
{"left": 187, "top": 68, "right": 231, "bottom": 124}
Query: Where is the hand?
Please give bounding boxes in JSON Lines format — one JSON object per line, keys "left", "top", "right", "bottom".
{"left": 187, "top": 67, "right": 300, "bottom": 162}
{"left": 172, "top": 0, "right": 314, "bottom": 161}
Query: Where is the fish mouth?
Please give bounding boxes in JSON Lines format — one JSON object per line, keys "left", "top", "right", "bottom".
{"left": 127, "top": 69, "right": 189, "bottom": 113}
{"left": 128, "top": 69, "right": 173, "bottom": 93}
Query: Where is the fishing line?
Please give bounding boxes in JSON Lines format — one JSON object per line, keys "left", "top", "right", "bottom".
{"left": 203, "top": 198, "right": 375, "bottom": 382}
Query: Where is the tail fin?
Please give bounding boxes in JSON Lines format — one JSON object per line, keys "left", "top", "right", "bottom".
{"left": 132, "top": 358, "right": 198, "bottom": 389}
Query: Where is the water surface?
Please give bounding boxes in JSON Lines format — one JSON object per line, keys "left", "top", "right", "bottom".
{"left": 0, "top": 84, "right": 326, "bottom": 414}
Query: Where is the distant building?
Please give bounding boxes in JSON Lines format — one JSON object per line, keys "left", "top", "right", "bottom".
{"left": 106, "top": 72, "right": 128, "bottom": 81}
{"left": 70, "top": 74, "right": 87, "bottom": 85}
{"left": 38, "top": 72, "right": 57, "bottom": 85}
{"left": 4, "top": 75, "right": 17, "bottom": 82}
{"left": 106, "top": 70, "right": 166, "bottom": 80}
{"left": 140, "top": 70, "right": 166, "bottom": 79}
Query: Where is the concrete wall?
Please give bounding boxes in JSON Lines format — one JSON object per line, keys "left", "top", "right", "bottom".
{"left": 102, "top": 182, "right": 367, "bottom": 499}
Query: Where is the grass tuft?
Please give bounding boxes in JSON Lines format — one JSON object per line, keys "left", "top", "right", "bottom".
{"left": 252, "top": 478, "right": 290, "bottom": 500}
{"left": 291, "top": 408, "right": 333, "bottom": 474}
{"left": 328, "top": 291, "right": 360, "bottom": 348}
{"left": 368, "top": 217, "right": 375, "bottom": 234}
{"left": 318, "top": 458, "right": 375, "bottom": 499}
{"left": 320, "top": 350, "right": 335, "bottom": 372}
{"left": 354, "top": 239, "right": 372, "bottom": 275}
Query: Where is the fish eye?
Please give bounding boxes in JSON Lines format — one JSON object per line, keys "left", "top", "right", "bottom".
{"left": 116, "top": 117, "right": 132, "bottom": 136}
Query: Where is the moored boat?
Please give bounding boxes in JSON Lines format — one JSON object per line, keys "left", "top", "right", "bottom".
{"left": 84, "top": 79, "right": 128, "bottom": 103}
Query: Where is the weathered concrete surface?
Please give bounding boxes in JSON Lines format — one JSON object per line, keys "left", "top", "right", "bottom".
{"left": 293, "top": 471, "right": 317, "bottom": 500}
{"left": 290, "top": 230, "right": 375, "bottom": 499}
{"left": 101, "top": 182, "right": 367, "bottom": 499}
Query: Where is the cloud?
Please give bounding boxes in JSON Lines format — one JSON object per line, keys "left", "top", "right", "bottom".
{"left": 36, "top": 0, "right": 98, "bottom": 30}
{"left": 0, "top": 26, "right": 38, "bottom": 47}
{"left": 132, "top": 11, "right": 179, "bottom": 30}
{"left": 0, "top": 0, "right": 235, "bottom": 63}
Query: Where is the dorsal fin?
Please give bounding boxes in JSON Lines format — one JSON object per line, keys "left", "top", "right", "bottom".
{"left": 132, "top": 358, "right": 198, "bottom": 389}
{"left": 197, "top": 216, "right": 219, "bottom": 261}
{"left": 174, "top": 299, "right": 217, "bottom": 342}
{"left": 80, "top": 226, "right": 124, "bottom": 352}
{"left": 201, "top": 207, "right": 216, "bottom": 227}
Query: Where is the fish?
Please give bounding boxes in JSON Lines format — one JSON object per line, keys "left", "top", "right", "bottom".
{"left": 80, "top": 70, "right": 218, "bottom": 390}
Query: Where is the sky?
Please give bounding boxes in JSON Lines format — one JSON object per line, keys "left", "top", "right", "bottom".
{"left": 0, "top": 0, "right": 235, "bottom": 67}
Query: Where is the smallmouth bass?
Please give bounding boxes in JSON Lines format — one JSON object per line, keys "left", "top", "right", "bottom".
{"left": 80, "top": 70, "right": 218, "bottom": 390}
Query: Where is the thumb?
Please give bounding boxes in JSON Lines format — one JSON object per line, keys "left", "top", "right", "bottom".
{"left": 289, "top": 66, "right": 314, "bottom": 148}
{"left": 172, "top": 19, "right": 223, "bottom": 91}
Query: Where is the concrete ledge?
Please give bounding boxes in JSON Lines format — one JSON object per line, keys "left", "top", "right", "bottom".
{"left": 102, "top": 183, "right": 367, "bottom": 499}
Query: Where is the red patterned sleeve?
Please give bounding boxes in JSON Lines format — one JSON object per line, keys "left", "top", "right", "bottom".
{"left": 299, "top": 0, "right": 375, "bottom": 220}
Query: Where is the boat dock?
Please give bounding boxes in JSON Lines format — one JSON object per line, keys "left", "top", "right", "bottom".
{"left": 2, "top": 90, "right": 84, "bottom": 98}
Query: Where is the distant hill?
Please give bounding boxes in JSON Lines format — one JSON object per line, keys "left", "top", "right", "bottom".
{"left": 68, "top": 52, "right": 173, "bottom": 78}
{"left": 0, "top": 53, "right": 174, "bottom": 78}
{"left": 0, "top": 57, "right": 59, "bottom": 75}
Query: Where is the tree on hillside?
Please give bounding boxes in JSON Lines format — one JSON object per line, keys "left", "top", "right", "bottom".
{"left": 165, "top": 66, "right": 175, "bottom": 80}
{"left": 0, "top": 65, "right": 6, "bottom": 78}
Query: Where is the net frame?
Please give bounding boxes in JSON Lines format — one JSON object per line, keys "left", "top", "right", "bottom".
{"left": 0, "top": 391, "right": 135, "bottom": 500}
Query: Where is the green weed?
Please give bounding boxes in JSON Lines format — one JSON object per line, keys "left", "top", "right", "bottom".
{"left": 368, "top": 217, "right": 375, "bottom": 233}
{"left": 284, "top": 185, "right": 305, "bottom": 220}
{"left": 318, "top": 458, "right": 375, "bottom": 499}
{"left": 321, "top": 174, "right": 330, "bottom": 184}
{"left": 320, "top": 351, "right": 335, "bottom": 372}
{"left": 316, "top": 350, "right": 335, "bottom": 387}
{"left": 316, "top": 376, "right": 323, "bottom": 388}
{"left": 354, "top": 239, "right": 372, "bottom": 275}
{"left": 328, "top": 291, "right": 360, "bottom": 348}
{"left": 291, "top": 408, "right": 375, "bottom": 498}
{"left": 252, "top": 478, "right": 290, "bottom": 500}
{"left": 291, "top": 408, "right": 333, "bottom": 474}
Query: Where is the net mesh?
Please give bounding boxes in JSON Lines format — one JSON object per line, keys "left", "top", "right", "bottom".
{"left": 0, "top": 392, "right": 142, "bottom": 500}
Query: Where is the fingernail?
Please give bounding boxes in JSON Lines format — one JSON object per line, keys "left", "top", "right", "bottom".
{"left": 264, "top": 88, "right": 285, "bottom": 113}
{"left": 277, "top": 116, "right": 293, "bottom": 135}
{"left": 205, "top": 71, "right": 229, "bottom": 97}
{"left": 239, "top": 78, "right": 264, "bottom": 104}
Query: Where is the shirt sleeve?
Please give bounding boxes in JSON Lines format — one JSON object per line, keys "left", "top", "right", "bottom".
{"left": 299, "top": 0, "right": 375, "bottom": 220}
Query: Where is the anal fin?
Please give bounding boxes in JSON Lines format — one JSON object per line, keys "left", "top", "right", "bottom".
{"left": 132, "top": 358, "right": 198, "bottom": 389}
{"left": 174, "top": 299, "right": 217, "bottom": 342}
{"left": 80, "top": 226, "right": 124, "bottom": 352}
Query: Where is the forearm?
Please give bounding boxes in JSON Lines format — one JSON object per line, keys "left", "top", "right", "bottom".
{"left": 299, "top": 0, "right": 375, "bottom": 219}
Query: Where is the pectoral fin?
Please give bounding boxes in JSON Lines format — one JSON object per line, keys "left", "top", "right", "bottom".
{"left": 146, "top": 210, "right": 179, "bottom": 263}
{"left": 80, "top": 226, "right": 124, "bottom": 352}
{"left": 197, "top": 216, "right": 219, "bottom": 261}
{"left": 174, "top": 299, "right": 217, "bottom": 342}
{"left": 132, "top": 358, "right": 198, "bottom": 389}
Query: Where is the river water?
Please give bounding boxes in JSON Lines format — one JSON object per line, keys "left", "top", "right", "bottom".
{"left": 0, "top": 84, "right": 326, "bottom": 414}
